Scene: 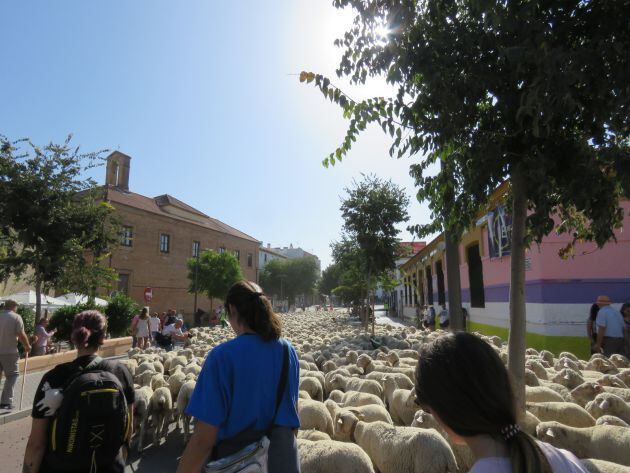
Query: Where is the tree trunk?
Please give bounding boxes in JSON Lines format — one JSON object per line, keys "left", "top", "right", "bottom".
{"left": 508, "top": 167, "right": 528, "bottom": 416}
{"left": 365, "top": 268, "right": 371, "bottom": 331}
{"left": 444, "top": 229, "right": 463, "bottom": 331}
{"left": 35, "top": 278, "right": 42, "bottom": 323}
{"left": 371, "top": 287, "right": 376, "bottom": 336}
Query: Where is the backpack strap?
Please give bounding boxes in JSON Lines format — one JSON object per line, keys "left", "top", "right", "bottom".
{"left": 62, "top": 356, "right": 104, "bottom": 390}
{"left": 268, "top": 340, "right": 289, "bottom": 433}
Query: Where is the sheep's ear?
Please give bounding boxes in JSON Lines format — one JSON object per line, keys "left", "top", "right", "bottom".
{"left": 337, "top": 418, "right": 343, "bottom": 425}
{"left": 545, "top": 428, "right": 555, "bottom": 438}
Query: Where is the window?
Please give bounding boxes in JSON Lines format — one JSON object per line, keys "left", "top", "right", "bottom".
{"left": 426, "top": 266, "right": 434, "bottom": 305}
{"left": 160, "top": 233, "right": 170, "bottom": 253}
{"left": 247, "top": 252, "right": 253, "bottom": 267}
{"left": 192, "top": 240, "right": 200, "bottom": 257}
{"left": 120, "top": 226, "right": 133, "bottom": 247}
{"left": 264, "top": 254, "right": 268, "bottom": 262}
{"left": 117, "top": 274, "right": 129, "bottom": 295}
{"left": 219, "top": 246, "right": 226, "bottom": 254}
{"left": 467, "top": 244, "right": 486, "bottom": 308}
{"left": 234, "top": 250, "right": 240, "bottom": 260}
{"left": 436, "top": 260, "right": 446, "bottom": 306}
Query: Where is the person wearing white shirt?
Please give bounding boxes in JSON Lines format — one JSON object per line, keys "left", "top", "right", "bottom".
{"left": 149, "top": 312, "right": 161, "bottom": 345}
{"left": 414, "top": 333, "right": 588, "bottom": 473}
{"left": 162, "top": 319, "right": 189, "bottom": 350}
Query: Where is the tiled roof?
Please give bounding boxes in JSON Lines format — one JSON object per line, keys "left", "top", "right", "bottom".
{"left": 105, "top": 187, "right": 260, "bottom": 243}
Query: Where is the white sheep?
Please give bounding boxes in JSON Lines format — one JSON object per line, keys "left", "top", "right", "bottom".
{"left": 132, "top": 385, "right": 153, "bottom": 453}
{"left": 536, "top": 421, "right": 630, "bottom": 466}
{"left": 176, "top": 379, "right": 196, "bottom": 443}
{"left": 580, "top": 458, "right": 630, "bottom": 473}
{"left": 383, "top": 377, "right": 419, "bottom": 426}
{"left": 597, "top": 374, "right": 628, "bottom": 389}
{"left": 324, "top": 401, "right": 392, "bottom": 441}
{"left": 526, "top": 401, "right": 595, "bottom": 428}
{"left": 297, "top": 429, "right": 331, "bottom": 442}
{"left": 526, "top": 386, "right": 565, "bottom": 403}
{"left": 329, "top": 374, "right": 383, "bottom": 399}
{"left": 585, "top": 393, "right": 630, "bottom": 424}
{"left": 328, "top": 389, "right": 385, "bottom": 408}
{"left": 353, "top": 421, "right": 458, "bottom": 473}
{"left": 299, "top": 376, "right": 324, "bottom": 402}
{"left": 552, "top": 368, "right": 585, "bottom": 390}
{"left": 595, "top": 415, "right": 629, "bottom": 427}
{"left": 149, "top": 387, "right": 173, "bottom": 447}
{"left": 297, "top": 439, "right": 375, "bottom": 473}
{"left": 571, "top": 382, "right": 630, "bottom": 407}
{"left": 298, "top": 399, "right": 334, "bottom": 437}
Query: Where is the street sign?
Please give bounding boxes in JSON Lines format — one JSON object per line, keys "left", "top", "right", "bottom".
{"left": 144, "top": 287, "right": 153, "bottom": 302}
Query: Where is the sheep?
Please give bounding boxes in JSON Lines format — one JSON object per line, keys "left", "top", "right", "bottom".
{"left": 298, "top": 390, "right": 311, "bottom": 400}
{"left": 383, "top": 377, "right": 419, "bottom": 426}
{"left": 176, "top": 380, "right": 196, "bottom": 443}
{"left": 571, "top": 382, "right": 630, "bottom": 407}
{"left": 297, "top": 439, "right": 375, "bottom": 473}
{"left": 135, "top": 370, "right": 156, "bottom": 388}
{"left": 524, "top": 369, "right": 540, "bottom": 387}
{"left": 526, "top": 401, "right": 595, "bottom": 428}
{"left": 585, "top": 393, "right": 630, "bottom": 424}
{"left": 297, "top": 429, "right": 331, "bottom": 442}
{"left": 554, "top": 357, "right": 581, "bottom": 373}
{"left": 586, "top": 358, "right": 619, "bottom": 375}
{"left": 526, "top": 386, "right": 565, "bottom": 403}
{"left": 410, "top": 410, "right": 476, "bottom": 471}
{"left": 119, "top": 358, "right": 138, "bottom": 377}
{"left": 327, "top": 389, "right": 385, "bottom": 409}
{"left": 609, "top": 354, "right": 629, "bottom": 369}
{"left": 324, "top": 401, "right": 392, "bottom": 441}
{"left": 353, "top": 421, "right": 458, "bottom": 473}
{"left": 615, "top": 369, "right": 630, "bottom": 385}
{"left": 150, "top": 373, "right": 169, "bottom": 391}
{"left": 184, "top": 363, "right": 201, "bottom": 378}
{"left": 525, "top": 359, "right": 549, "bottom": 380}
{"left": 540, "top": 381, "right": 573, "bottom": 401}
{"left": 536, "top": 421, "right": 630, "bottom": 466}
{"left": 595, "top": 415, "right": 629, "bottom": 427}
{"left": 300, "top": 370, "right": 326, "bottom": 391}
{"left": 329, "top": 374, "right": 383, "bottom": 399}
{"left": 357, "top": 354, "right": 415, "bottom": 381}
{"left": 132, "top": 385, "right": 153, "bottom": 453}
{"left": 167, "top": 370, "right": 187, "bottom": 401}
{"left": 149, "top": 387, "right": 173, "bottom": 447}
{"left": 597, "top": 374, "right": 628, "bottom": 389}
{"left": 363, "top": 372, "right": 414, "bottom": 391}
{"left": 299, "top": 376, "right": 324, "bottom": 402}
{"left": 580, "top": 458, "right": 630, "bottom": 473}
{"left": 552, "top": 368, "right": 585, "bottom": 390}
{"left": 297, "top": 399, "right": 334, "bottom": 437}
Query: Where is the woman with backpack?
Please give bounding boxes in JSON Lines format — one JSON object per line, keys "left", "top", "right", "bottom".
{"left": 23, "top": 310, "right": 135, "bottom": 473}
{"left": 414, "top": 332, "right": 588, "bottom": 473}
{"left": 177, "top": 280, "right": 301, "bottom": 473}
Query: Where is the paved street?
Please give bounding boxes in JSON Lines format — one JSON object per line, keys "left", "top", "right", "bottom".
{"left": 0, "top": 366, "right": 46, "bottom": 417}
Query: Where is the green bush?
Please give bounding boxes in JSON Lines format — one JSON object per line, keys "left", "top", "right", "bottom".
{"left": 105, "top": 293, "right": 139, "bottom": 337}
{"left": 49, "top": 302, "right": 106, "bottom": 345}
{"left": 17, "top": 306, "right": 36, "bottom": 338}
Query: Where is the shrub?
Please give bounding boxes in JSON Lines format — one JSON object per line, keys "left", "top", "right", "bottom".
{"left": 49, "top": 302, "right": 105, "bottom": 345}
{"left": 105, "top": 293, "right": 139, "bottom": 337}
{"left": 17, "top": 306, "right": 36, "bottom": 338}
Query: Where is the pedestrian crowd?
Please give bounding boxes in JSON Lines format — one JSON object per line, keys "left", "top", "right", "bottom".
{"left": 586, "top": 295, "right": 630, "bottom": 357}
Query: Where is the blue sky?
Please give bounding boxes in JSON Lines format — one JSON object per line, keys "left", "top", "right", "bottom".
{"left": 1, "top": 1, "right": 435, "bottom": 268}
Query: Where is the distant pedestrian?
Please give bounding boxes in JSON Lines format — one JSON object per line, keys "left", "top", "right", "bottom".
{"left": 23, "top": 310, "right": 134, "bottom": 473}
{"left": 439, "top": 304, "right": 450, "bottom": 329}
{"left": 423, "top": 305, "right": 436, "bottom": 331}
{"left": 0, "top": 300, "right": 31, "bottom": 410}
{"left": 162, "top": 319, "right": 189, "bottom": 350}
{"left": 586, "top": 303, "right": 600, "bottom": 354}
{"left": 593, "top": 295, "right": 625, "bottom": 356}
{"left": 415, "top": 303, "right": 421, "bottom": 327}
{"left": 149, "top": 312, "right": 161, "bottom": 346}
{"left": 32, "top": 318, "right": 56, "bottom": 356}
{"left": 622, "top": 302, "right": 630, "bottom": 358}
{"left": 130, "top": 312, "right": 139, "bottom": 348}
{"left": 135, "top": 307, "right": 151, "bottom": 349}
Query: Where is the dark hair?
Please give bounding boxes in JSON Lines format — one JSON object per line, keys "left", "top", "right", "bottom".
{"left": 621, "top": 303, "right": 630, "bottom": 316}
{"left": 415, "top": 332, "right": 552, "bottom": 473}
{"left": 589, "top": 303, "right": 600, "bottom": 321}
{"left": 71, "top": 310, "right": 107, "bottom": 349}
{"left": 224, "top": 280, "right": 281, "bottom": 341}
{"left": 139, "top": 307, "right": 149, "bottom": 320}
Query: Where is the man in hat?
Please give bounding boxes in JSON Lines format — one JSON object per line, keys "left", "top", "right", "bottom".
{"left": 593, "top": 295, "right": 625, "bottom": 356}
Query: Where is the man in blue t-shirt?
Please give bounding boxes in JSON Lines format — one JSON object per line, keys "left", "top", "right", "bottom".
{"left": 593, "top": 295, "right": 625, "bottom": 356}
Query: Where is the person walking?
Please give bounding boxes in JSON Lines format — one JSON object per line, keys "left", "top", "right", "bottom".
{"left": 177, "top": 281, "right": 300, "bottom": 473}
{"left": 22, "top": 310, "right": 135, "bottom": 473}
{"left": 586, "top": 303, "right": 600, "bottom": 354}
{"left": 0, "top": 300, "right": 31, "bottom": 410}
{"left": 134, "top": 307, "right": 151, "bottom": 350}
{"left": 593, "top": 295, "right": 625, "bottom": 356}
{"left": 149, "top": 312, "right": 161, "bottom": 346}
{"left": 415, "top": 332, "right": 588, "bottom": 473}
{"left": 32, "top": 318, "right": 56, "bottom": 356}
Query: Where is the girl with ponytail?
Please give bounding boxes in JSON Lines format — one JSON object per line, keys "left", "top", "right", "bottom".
{"left": 179, "top": 281, "right": 300, "bottom": 473}
{"left": 414, "top": 332, "right": 588, "bottom": 473}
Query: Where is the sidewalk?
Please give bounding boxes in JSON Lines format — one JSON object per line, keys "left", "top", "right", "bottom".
{"left": 0, "top": 353, "right": 127, "bottom": 425}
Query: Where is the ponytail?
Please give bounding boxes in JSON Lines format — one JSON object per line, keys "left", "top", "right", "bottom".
{"left": 71, "top": 310, "right": 107, "bottom": 348}
{"left": 225, "top": 280, "right": 282, "bottom": 341}
{"left": 508, "top": 430, "right": 552, "bottom": 473}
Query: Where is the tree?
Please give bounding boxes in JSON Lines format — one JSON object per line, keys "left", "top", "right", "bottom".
{"left": 303, "top": 1, "right": 630, "bottom": 412}
{"left": 260, "top": 257, "right": 320, "bottom": 307}
{"left": 319, "top": 262, "right": 343, "bottom": 297}
{"left": 187, "top": 249, "right": 243, "bottom": 310}
{"left": 104, "top": 293, "right": 139, "bottom": 337}
{"left": 340, "top": 174, "right": 410, "bottom": 332}
{"left": 0, "top": 136, "right": 120, "bottom": 321}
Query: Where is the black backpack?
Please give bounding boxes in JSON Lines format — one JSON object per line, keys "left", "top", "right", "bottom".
{"left": 47, "top": 357, "right": 130, "bottom": 472}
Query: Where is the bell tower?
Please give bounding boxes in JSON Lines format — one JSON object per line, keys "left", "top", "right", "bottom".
{"left": 105, "top": 151, "right": 131, "bottom": 191}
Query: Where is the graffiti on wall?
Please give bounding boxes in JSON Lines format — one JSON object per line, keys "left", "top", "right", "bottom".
{"left": 487, "top": 206, "right": 512, "bottom": 258}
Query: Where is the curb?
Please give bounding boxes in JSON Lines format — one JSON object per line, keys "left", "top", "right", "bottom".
{"left": 0, "top": 407, "right": 31, "bottom": 425}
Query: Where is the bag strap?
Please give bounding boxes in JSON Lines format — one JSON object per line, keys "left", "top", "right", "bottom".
{"left": 62, "top": 356, "right": 104, "bottom": 390}
{"left": 268, "top": 340, "right": 289, "bottom": 432}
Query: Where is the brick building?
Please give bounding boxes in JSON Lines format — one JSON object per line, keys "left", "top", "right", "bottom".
{"left": 104, "top": 151, "right": 260, "bottom": 319}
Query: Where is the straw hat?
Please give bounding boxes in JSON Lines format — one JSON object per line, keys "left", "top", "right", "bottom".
{"left": 596, "top": 295, "right": 612, "bottom": 306}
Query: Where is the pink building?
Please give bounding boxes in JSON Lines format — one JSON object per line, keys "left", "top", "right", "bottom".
{"left": 400, "top": 199, "right": 630, "bottom": 357}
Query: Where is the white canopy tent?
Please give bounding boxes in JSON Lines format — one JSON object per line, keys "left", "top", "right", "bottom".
{"left": 0, "top": 290, "right": 70, "bottom": 312}
{"left": 57, "top": 293, "right": 108, "bottom": 306}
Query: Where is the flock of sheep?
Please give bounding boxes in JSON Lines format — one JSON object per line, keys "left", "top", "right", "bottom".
{"left": 122, "top": 310, "right": 630, "bottom": 473}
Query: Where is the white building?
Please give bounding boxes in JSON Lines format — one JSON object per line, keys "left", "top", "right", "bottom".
{"left": 258, "top": 243, "right": 288, "bottom": 273}
{"left": 272, "top": 244, "right": 321, "bottom": 275}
